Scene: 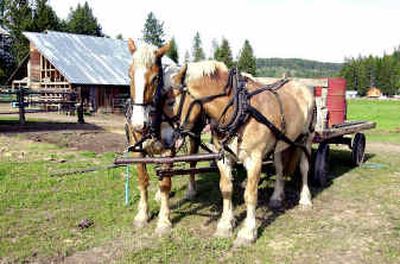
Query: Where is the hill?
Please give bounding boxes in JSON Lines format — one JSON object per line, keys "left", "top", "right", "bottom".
{"left": 256, "top": 58, "right": 343, "bottom": 78}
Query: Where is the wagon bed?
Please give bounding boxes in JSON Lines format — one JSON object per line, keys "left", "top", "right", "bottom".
{"left": 313, "top": 120, "right": 376, "bottom": 143}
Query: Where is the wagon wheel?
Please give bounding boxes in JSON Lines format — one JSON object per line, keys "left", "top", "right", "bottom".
{"left": 351, "top": 133, "right": 366, "bottom": 166}
{"left": 313, "top": 143, "right": 330, "bottom": 187}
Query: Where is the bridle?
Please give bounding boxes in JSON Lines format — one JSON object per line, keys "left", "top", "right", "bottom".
{"left": 126, "top": 57, "right": 166, "bottom": 152}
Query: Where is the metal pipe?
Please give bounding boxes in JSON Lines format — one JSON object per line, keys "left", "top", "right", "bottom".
{"left": 114, "top": 152, "right": 222, "bottom": 165}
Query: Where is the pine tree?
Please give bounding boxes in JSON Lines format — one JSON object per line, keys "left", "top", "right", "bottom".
{"left": 192, "top": 32, "right": 205, "bottom": 62}
{"left": 214, "top": 38, "right": 234, "bottom": 68}
{"left": 237, "top": 39, "right": 256, "bottom": 75}
{"left": 184, "top": 50, "right": 190, "bottom": 63}
{"left": 166, "top": 37, "right": 178, "bottom": 63}
{"left": 0, "top": 27, "right": 14, "bottom": 83}
{"left": 31, "top": 0, "right": 60, "bottom": 32}
{"left": 67, "top": 2, "right": 103, "bottom": 36}
{"left": 3, "top": 0, "right": 33, "bottom": 62}
{"left": 0, "top": 0, "right": 5, "bottom": 26}
{"left": 115, "top": 33, "right": 123, "bottom": 40}
{"left": 142, "top": 12, "right": 165, "bottom": 47}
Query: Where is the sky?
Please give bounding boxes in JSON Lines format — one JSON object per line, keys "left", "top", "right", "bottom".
{"left": 49, "top": 0, "right": 400, "bottom": 63}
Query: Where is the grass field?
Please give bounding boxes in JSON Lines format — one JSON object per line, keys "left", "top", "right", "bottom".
{"left": 0, "top": 99, "right": 399, "bottom": 263}
{"left": 347, "top": 99, "right": 400, "bottom": 143}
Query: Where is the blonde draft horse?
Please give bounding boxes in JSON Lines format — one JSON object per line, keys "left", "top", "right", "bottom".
{"left": 163, "top": 61, "right": 315, "bottom": 245}
{"left": 126, "top": 39, "right": 199, "bottom": 235}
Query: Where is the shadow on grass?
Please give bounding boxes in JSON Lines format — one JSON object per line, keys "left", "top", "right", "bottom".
{"left": 166, "top": 148, "right": 376, "bottom": 237}
{"left": 0, "top": 119, "right": 103, "bottom": 133}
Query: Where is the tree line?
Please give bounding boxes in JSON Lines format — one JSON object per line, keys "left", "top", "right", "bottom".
{"left": 257, "top": 58, "right": 342, "bottom": 78}
{"left": 340, "top": 51, "right": 400, "bottom": 96}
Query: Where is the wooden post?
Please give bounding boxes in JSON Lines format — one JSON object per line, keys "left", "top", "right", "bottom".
{"left": 77, "top": 87, "right": 85, "bottom": 124}
{"left": 18, "top": 89, "right": 26, "bottom": 125}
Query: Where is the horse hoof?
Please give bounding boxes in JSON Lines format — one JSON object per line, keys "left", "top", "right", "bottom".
{"left": 134, "top": 219, "right": 148, "bottom": 229}
{"left": 268, "top": 199, "right": 283, "bottom": 209}
{"left": 233, "top": 236, "right": 254, "bottom": 248}
{"left": 299, "top": 202, "right": 312, "bottom": 210}
{"left": 214, "top": 227, "right": 233, "bottom": 238}
{"left": 155, "top": 223, "right": 172, "bottom": 236}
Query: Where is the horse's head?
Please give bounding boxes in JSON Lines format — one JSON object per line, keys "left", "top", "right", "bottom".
{"left": 163, "top": 61, "right": 228, "bottom": 145}
{"left": 127, "top": 38, "right": 170, "bottom": 131}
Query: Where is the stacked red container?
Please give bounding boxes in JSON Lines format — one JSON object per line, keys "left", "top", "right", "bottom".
{"left": 327, "top": 78, "right": 346, "bottom": 127}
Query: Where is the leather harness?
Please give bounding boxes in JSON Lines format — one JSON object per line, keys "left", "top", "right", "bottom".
{"left": 173, "top": 67, "right": 312, "bottom": 161}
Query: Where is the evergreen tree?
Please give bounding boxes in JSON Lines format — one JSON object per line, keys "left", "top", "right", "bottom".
{"left": 0, "top": 28, "right": 14, "bottom": 83}
{"left": 237, "top": 39, "right": 256, "bottom": 75}
{"left": 31, "top": 0, "right": 60, "bottom": 32}
{"left": 166, "top": 37, "right": 178, "bottom": 63}
{"left": 184, "top": 50, "right": 190, "bottom": 63}
{"left": 214, "top": 38, "right": 234, "bottom": 68}
{"left": 142, "top": 12, "right": 164, "bottom": 47}
{"left": 115, "top": 33, "right": 123, "bottom": 40}
{"left": 3, "top": 0, "right": 33, "bottom": 62}
{"left": 67, "top": 2, "right": 103, "bottom": 36}
{"left": 0, "top": 0, "right": 5, "bottom": 26}
{"left": 192, "top": 32, "right": 205, "bottom": 62}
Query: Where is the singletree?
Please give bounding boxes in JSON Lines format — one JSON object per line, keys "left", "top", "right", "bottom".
{"left": 192, "top": 32, "right": 205, "bottom": 62}
{"left": 67, "top": 1, "right": 103, "bottom": 36}
{"left": 166, "top": 37, "right": 178, "bottom": 63}
{"left": 237, "top": 39, "right": 256, "bottom": 75}
{"left": 142, "top": 12, "right": 165, "bottom": 47}
{"left": 214, "top": 37, "right": 234, "bottom": 68}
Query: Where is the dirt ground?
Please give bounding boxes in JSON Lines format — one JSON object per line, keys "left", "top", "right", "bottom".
{"left": 0, "top": 111, "right": 127, "bottom": 153}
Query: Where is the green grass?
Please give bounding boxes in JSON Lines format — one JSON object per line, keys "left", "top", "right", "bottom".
{"left": 347, "top": 99, "right": 400, "bottom": 143}
{"left": 0, "top": 136, "right": 159, "bottom": 262}
{"left": 1, "top": 99, "right": 399, "bottom": 263}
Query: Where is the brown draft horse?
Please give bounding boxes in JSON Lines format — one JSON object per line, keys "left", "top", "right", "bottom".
{"left": 163, "top": 61, "right": 315, "bottom": 245}
{"left": 126, "top": 39, "right": 201, "bottom": 234}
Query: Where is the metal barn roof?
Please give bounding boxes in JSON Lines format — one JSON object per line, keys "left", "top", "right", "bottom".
{"left": 23, "top": 31, "right": 132, "bottom": 86}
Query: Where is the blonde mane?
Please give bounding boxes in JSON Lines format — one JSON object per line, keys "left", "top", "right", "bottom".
{"left": 186, "top": 60, "right": 228, "bottom": 83}
{"left": 132, "top": 43, "right": 158, "bottom": 68}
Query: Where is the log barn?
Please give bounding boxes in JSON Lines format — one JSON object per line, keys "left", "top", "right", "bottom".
{"left": 11, "top": 31, "right": 131, "bottom": 113}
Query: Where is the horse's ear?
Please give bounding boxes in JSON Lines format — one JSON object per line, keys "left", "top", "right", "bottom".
{"left": 172, "top": 64, "right": 188, "bottom": 87}
{"left": 128, "top": 38, "right": 136, "bottom": 54}
{"left": 155, "top": 41, "right": 171, "bottom": 58}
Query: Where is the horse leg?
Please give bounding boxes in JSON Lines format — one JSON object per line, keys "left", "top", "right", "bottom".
{"left": 299, "top": 142, "right": 312, "bottom": 209}
{"left": 185, "top": 137, "right": 200, "bottom": 200}
{"left": 155, "top": 176, "right": 172, "bottom": 235}
{"left": 214, "top": 157, "right": 235, "bottom": 237}
{"left": 134, "top": 160, "right": 150, "bottom": 228}
{"left": 235, "top": 153, "right": 262, "bottom": 246}
{"left": 155, "top": 150, "right": 174, "bottom": 235}
{"left": 269, "top": 151, "right": 285, "bottom": 209}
